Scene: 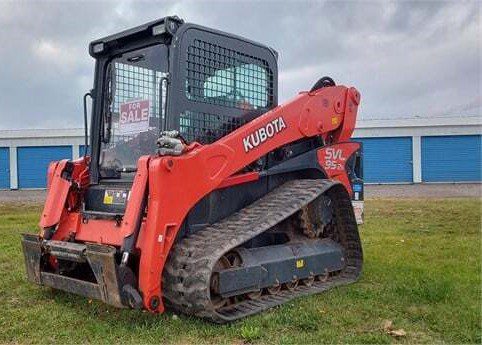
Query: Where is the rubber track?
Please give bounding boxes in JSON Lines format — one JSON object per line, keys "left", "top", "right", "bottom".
{"left": 162, "top": 179, "right": 363, "bottom": 323}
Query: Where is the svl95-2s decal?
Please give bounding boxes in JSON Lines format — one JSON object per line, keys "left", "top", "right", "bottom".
{"left": 323, "top": 147, "right": 345, "bottom": 171}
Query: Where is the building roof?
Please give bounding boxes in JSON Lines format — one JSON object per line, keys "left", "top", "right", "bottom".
{"left": 0, "top": 116, "right": 480, "bottom": 141}
{"left": 356, "top": 116, "right": 481, "bottom": 129}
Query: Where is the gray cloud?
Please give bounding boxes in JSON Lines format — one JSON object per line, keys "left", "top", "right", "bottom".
{"left": 0, "top": 0, "right": 479, "bottom": 130}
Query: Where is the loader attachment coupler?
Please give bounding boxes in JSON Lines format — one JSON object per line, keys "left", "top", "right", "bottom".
{"left": 21, "top": 234, "right": 141, "bottom": 308}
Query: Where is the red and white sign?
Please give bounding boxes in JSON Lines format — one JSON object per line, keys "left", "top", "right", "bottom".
{"left": 118, "top": 99, "right": 150, "bottom": 135}
{"left": 352, "top": 200, "right": 364, "bottom": 225}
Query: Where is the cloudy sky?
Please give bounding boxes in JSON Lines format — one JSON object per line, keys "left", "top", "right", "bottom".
{"left": 0, "top": 0, "right": 479, "bottom": 130}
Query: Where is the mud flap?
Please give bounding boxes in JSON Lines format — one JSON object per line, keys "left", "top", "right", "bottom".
{"left": 21, "top": 233, "right": 126, "bottom": 308}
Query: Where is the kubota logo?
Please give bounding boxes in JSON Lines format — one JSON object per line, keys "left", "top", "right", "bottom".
{"left": 243, "top": 117, "right": 287, "bottom": 152}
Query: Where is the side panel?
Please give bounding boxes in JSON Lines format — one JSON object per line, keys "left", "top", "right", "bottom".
{"left": 422, "top": 135, "right": 482, "bottom": 182}
{"left": 17, "top": 146, "right": 72, "bottom": 188}
{"left": 353, "top": 137, "right": 412, "bottom": 183}
{"left": 183, "top": 177, "right": 268, "bottom": 236}
{"left": 0, "top": 147, "right": 9, "bottom": 189}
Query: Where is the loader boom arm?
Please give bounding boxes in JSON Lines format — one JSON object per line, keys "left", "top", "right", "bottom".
{"left": 207, "top": 86, "right": 359, "bottom": 175}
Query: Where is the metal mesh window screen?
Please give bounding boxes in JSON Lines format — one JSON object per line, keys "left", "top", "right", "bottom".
{"left": 182, "top": 39, "right": 274, "bottom": 144}
{"left": 180, "top": 111, "right": 246, "bottom": 144}
{"left": 100, "top": 44, "right": 168, "bottom": 172}
{"left": 113, "top": 63, "right": 164, "bottom": 122}
{"left": 186, "top": 39, "right": 274, "bottom": 109}
{"left": 109, "top": 62, "right": 166, "bottom": 142}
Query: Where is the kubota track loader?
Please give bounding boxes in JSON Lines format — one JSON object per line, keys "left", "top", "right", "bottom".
{"left": 22, "top": 16, "right": 364, "bottom": 322}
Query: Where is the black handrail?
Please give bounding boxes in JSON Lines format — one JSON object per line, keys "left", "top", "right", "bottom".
{"left": 83, "top": 91, "right": 93, "bottom": 157}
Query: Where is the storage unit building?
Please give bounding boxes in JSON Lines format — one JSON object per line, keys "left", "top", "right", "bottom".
{"left": 0, "top": 117, "right": 480, "bottom": 189}
{"left": 353, "top": 117, "right": 481, "bottom": 184}
{"left": 0, "top": 129, "right": 84, "bottom": 189}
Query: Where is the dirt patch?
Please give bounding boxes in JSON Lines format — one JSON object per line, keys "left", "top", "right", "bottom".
{"left": 365, "top": 183, "right": 481, "bottom": 199}
{"left": 0, "top": 190, "right": 46, "bottom": 204}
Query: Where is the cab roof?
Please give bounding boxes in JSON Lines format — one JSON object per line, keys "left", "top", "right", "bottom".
{"left": 89, "top": 16, "right": 278, "bottom": 60}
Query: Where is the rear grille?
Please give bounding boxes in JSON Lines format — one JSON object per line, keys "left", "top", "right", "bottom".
{"left": 186, "top": 39, "right": 274, "bottom": 110}
{"left": 181, "top": 39, "right": 274, "bottom": 144}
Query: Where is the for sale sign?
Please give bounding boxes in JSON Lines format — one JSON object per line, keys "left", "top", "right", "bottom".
{"left": 118, "top": 99, "right": 150, "bottom": 135}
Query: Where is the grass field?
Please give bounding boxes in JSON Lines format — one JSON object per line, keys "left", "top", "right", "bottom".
{"left": 0, "top": 199, "right": 480, "bottom": 344}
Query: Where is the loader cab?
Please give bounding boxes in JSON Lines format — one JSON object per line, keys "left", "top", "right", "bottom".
{"left": 88, "top": 16, "right": 278, "bottom": 184}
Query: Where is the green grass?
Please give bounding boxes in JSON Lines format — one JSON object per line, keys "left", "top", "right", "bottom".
{"left": 0, "top": 199, "right": 480, "bottom": 344}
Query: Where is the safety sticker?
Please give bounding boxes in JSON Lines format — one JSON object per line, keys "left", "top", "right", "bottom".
{"left": 296, "top": 259, "right": 305, "bottom": 269}
{"left": 103, "top": 190, "right": 128, "bottom": 205}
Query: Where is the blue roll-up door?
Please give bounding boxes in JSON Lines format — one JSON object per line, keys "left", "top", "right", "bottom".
{"left": 354, "top": 137, "right": 413, "bottom": 183}
{"left": 422, "top": 135, "right": 482, "bottom": 182}
{"left": 0, "top": 148, "right": 9, "bottom": 189}
{"left": 79, "top": 145, "right": 89, "bottom": 156}
{"left": 17, "top": 146, "right": 72, "bottom": 188}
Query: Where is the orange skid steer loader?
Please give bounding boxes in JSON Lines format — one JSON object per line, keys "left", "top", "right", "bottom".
{"left": 22, "top": 16, "right": 364, "bottom": 322}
